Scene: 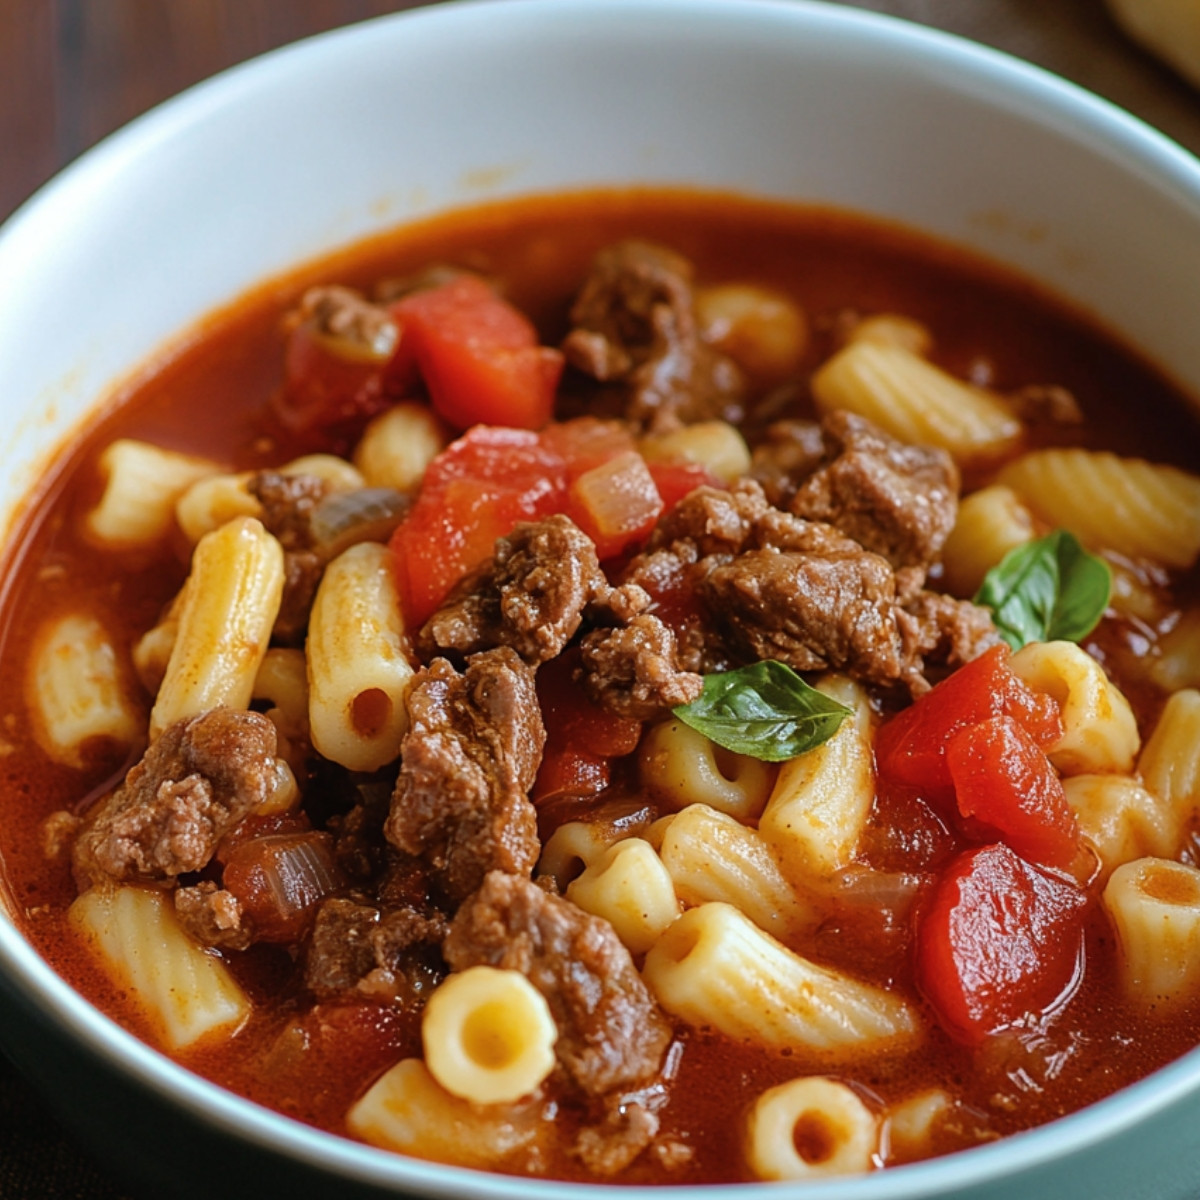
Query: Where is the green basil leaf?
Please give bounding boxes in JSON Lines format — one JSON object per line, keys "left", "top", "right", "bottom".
{"left": 973, "top": 529, "right": 1112, "bottom": 651}
{"left": 671, "top": 660, "right": 852, "bottom": 762}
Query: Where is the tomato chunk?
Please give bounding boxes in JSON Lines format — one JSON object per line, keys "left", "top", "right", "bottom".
{"left": 647, "top": 460, "right": 723, "bottom": 510}
{"left": 390, "top": 274, "right": 562, "bottom": 430}
{"left": 874, "top": 645, "right": 1063, "bottom": 799}
{"left": 533, "top": 651, "right": 642, "bottom": 804}
{"left": 274, "top": 322, "right": 397, "bottom": 449}
{"left": 916, "top": 842, "right": 1086, "bottom": 1044}
{"left": 946, "top": 715, "right": 1081, "bottom": 872}
{"left": 389, "top": 427, "right": 569, "bottom": 625}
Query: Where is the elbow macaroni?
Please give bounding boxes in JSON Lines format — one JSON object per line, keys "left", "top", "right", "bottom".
{"left": 744, "top": 1076, "right": 878, "bottom": 1181}
{"left": 86, "top": 439, "right": 220, "bottom": 547}
{"left": 422, "top": 966, "right": 558, "bottom": 1104}
{"left": 640, "top": 718, "right": 776, "bottom": 822}
{"left": 1009, "top": 641, "right": 1139, "bottom": 775}
{"left": 347, "top": 1058, "right": 546, "bottom": 1169}
{"left": 1104, "top": 858, "right": 1200, "bottom": 1012}
{"left": 758, "top": 675, "right": 875, "bottom": 884}
{"left": 998, "top": 448, "right": 1200, "bottom": 569}
{"left": 69, "top": 885, "right": 249, "bottom": 1049}
{"left": 810, "top": 340, "right": 1022, "bottom": 464}
{"left": 27, "top": 612, "right": 143, "bottom": 767}
{"left": 565, "top": 838, "right": 680, "bottom": 956}
{"left": 149, "top": 516, "right": 285, "bottom": 739}
{"left": 642, "top": 902, "right": 919, "bottom": 1055}
{"left": 306, "top": 540, "right": 414, "bottom": 771}
{"left": 657, "top": 803, "right": 820, "bottom": 943}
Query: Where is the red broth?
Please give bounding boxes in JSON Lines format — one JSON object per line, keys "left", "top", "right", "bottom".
{"left": 1, "top": 190, "right": 1199, "bottom": 1184}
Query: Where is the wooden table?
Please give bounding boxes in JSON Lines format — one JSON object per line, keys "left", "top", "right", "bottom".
{"left": 1, "top": 2, "right": 1199, "bottom": 1196}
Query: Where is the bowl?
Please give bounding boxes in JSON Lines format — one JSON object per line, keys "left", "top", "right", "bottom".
{"left": 2, "top": 1, "right": 1200, "bottom": 1198}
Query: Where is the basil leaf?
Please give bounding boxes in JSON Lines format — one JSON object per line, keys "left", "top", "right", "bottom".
{"left": 973, "top": 530, "right": 1112, "bottom": 651}
{"left": 671, "top": 660, "right": 852, "bottom": 762}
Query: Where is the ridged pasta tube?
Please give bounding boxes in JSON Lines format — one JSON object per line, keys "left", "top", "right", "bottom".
{"left": 566, "top": 837, "right": 681, "bottom": 955}
{"left": 694, "top": 283, "right": 808, "bottom": 385}
{"left": 759, "top": 675, "right": 874, "bottom": 883}
{"left": 642, "top": 902, "right": 919, "bottom": 1055}
{"left": 422, "top": 966, "right": 557, "bottom": 1104}
{"left": 86, "top": 439, "right": 219, "bottom": 547}
{"left": 1063, "top": 774, "right": 1173, "bottom": 883}
{"left": 1149, "top": 610, "right": 1200, "bottom": 691}
{"left": 347, "top": 1058, "right": 546, "bottom": 1169}
{"left": 353, "top": 402, "right": 450, "bottom": 492}
{"left": 150, "top": 516, "right": 285, "bottom": 739}
{"left": 27, "top": 612, "right": 143, "bottom": 767}
{"left": 657, "top": 804, "right": 820, "bottom": 943}
{"left": 1138, "top": 689, "right": 1200, "bottom": 850}
{"left": 175, "top": 471, "right": 259, "bottom": 544}
{"left": 811, "top": 340, "right": 1021, "bottom": 464}
{"left": 1009, "top": 641, "right": 1139, "bottom": 775}
{"left": 306, "top": 540, "right": 413, "bottom": 771}
{"left": 639, "top": 420, "right": 752, "bottom": 485}
{"left": 1104, "top": 858, "right": 1200, "bottom": 1012}
{"left": 69, "top": 886, "right": 249, "bottom": 1049}
{"left": 939, "top": 485, "right": 1035, "bottom": 598}
{"left": 998, "top": 448, "right": 1200, "bottom": 569}
{"left": 745, "top": 1076, "right": 878, "bottom": 1181}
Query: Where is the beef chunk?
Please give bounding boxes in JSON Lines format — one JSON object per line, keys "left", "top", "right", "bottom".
{"left": 561, "top": 240, "right": 744, "bottom": 433}
{"left": 705, "top": 546, "right": 915, "bottom": 687}
{"left": 174, "top": 882, "right": 251, "bottom": 951}
{"left": 304, "top": 895, "right": 448, "bottom": 1001}
{"left": 900, "top": 589, "right": 1003, "bottom": 670}
{"left": 420, "top": 515, "right": 609, "bottom": 664}
{"left": 298, "top": 285, "right": 397, "bottom": 359}
{"left": 621, "top": 480, "right": 995, "bottom": 695}
{"left": 444, "top": 871, "right": 672, "bottom": 1098}
{"left": 248, "top": 470, "right": 332, "bottom": 641}
{"left": 386, "top": 648, "right": 544, "bottom": 904}
{"left": 789, "top": 410, "right": 960, "bottom": 572}
{"left": 750, "top": 419, "right": 826, "bottom": 508}
{"left": 72, "top": 708, "right": 278, "bottom": 889}
{"left": 578, "top": 614, "right": 703, "bottom": 719}
{"left": 249, "top": 470, "right": 330, "bottom": 551}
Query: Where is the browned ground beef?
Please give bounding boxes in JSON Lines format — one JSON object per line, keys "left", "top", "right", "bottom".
{"left": 71, "top": 708, "right": 279, "bottom": 888}
{"left": 788, "top": 409, "right": 960, "bottom": 572}
{"left": 419, "top": 514, "right": 610, "bottom": 664}
{"left": 561, "top": 240, "right": 744, "bottom": 433}
{"left": 248, "top": 470, "right": 332, "bottom": 642}
{"left": 385, "top": 648, "right": 545, "bottom": 904}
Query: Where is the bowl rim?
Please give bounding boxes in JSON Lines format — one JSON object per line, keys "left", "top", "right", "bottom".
{"left": 3, "top": 0, "right": 1200, "bottom": 1196}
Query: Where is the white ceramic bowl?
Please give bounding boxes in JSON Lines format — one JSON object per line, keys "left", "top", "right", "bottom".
{"left": 2, "top": 2, "right": 1200, "bottom": 1197}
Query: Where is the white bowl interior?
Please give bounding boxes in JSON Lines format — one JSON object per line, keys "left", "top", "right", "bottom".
{"left": 2, "top": 1, "right": 1200, "bottom": 1197}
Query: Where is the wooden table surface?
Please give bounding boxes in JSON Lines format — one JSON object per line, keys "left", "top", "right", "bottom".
{"left": 2, "top": 1, "right": 1200, "bottom": 1196}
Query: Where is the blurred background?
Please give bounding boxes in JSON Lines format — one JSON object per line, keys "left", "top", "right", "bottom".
{"left": 1, "top": 0, "right": 1199, "bottom": 1196}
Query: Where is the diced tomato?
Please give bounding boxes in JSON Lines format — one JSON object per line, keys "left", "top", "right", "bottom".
{"left": 534, "top": 746, "right": 612, "bottom": 806}
{"left": 567, "top": 450, "right": 663, "bottom": 561}
{"left": 946, "top": 715, "right": 1081, "bottom": 872}
{"left": 389, "top": 427, "right": 569, "bottom": 625}
{"left": 540, "top": 416, "right": 637, "bottom": 478}
{"left": 533, "top": 650, "right": 642, "bottom": 804}
{"left": 916, "top": 842, "right": 1087, "bottom": 1044}
{"left": 647, "top": 460, "right": 723, "bottom": 510}
{"left": 273, "top": 322, "right": 397, "bottom": 448}
{"left": 874, "top": 645, "right": 1063, "bottom": 799}
{"left": 390, "top": 274, "right": 562, "bottom": 430}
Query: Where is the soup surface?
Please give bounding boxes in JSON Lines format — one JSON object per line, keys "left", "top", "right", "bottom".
{"left": 2, "top": 190, "right": 1200, "bottom": 1184}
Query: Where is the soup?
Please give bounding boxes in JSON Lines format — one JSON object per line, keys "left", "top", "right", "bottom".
{"left": 3, "top": 190, "right": 1199, "bottom": 1184}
